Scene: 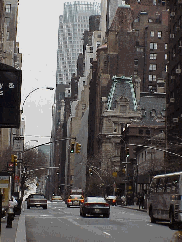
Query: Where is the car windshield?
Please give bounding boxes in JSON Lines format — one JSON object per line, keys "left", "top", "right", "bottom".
{"left": 86, "top": 197, "right": 106, "bottom": 203}
{"left": 107, "top": 196, "right": 116, "bottom": 199}
{"left": 69, "top": 195, "right": 83, "bottom": 199}
{"left": 31, "top": 195, "right": 45, "bottom": 199}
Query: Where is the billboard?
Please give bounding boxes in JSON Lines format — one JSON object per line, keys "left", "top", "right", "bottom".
{"left": 0, "top": 63, "right": 22, "bottom": 128}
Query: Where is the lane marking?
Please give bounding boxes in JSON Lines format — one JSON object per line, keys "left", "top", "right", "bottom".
{"left": 103, "top": 232, "right": 111, "bottom": 236}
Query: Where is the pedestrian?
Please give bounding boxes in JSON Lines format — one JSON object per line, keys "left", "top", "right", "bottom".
{"left": 138, "top": 192, "right": 144, "bottom": 209}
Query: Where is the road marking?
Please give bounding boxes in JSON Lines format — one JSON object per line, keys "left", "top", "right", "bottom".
{"left": 103, "top": 232, "right": 111, "bottom": 236}
{"left": 147, "top": 223, "right": 153, "bottom": 226}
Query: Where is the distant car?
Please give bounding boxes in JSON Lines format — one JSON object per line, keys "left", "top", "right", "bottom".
{"left": 27, "top": 194, "right": 47, "bottom": 209}
{"left": 80, "top": 197, "right": 110, "bottom": 218}
{"left": 105, "top": 196, "right": 117, "bottom": 206}
{"left": 51, "top": 195, "right": 62, "bottom": 202}
{"left": 67, "top": 194, "right": 84, "bottom": 207}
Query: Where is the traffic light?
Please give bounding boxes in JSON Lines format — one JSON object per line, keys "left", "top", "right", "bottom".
{"left": 89, "top": 168, "right": 93, "bottom": 176}
{"left": 11, "top": 154, "right": 18, "bottom": 166}
{"left": 126, "top": 148, "right": 129, "bottom": 157}
{"left": 76, "top": 142, "right": 81, "bottom": 153}
{"left": 70, "top": 142, "right": 75, "bottom": 153}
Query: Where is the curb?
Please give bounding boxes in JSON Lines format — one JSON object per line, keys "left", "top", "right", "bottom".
{"left": 15, "top": 201, "right": 26, "bottom": 242}
{"left": 122, "top": 206, "right": 147, "bottom": 213}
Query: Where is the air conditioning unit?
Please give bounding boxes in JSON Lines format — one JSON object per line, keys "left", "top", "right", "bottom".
{"left": 170, "top": 34, "right": 175, "bottom": 38}
{"left": 171, "top": 76, "right": 175, "bottom": 79}
{"left": 170, "top": 98, "right": 175, "bottom": 102}
{"left": 170, "top": 12, "right": 175, "bottom": 16}
{"left": 173, "top": 118, "right": 178, "bottom": 122}
{"left": 176, "top": 69, "right": 181, "bottom": 73}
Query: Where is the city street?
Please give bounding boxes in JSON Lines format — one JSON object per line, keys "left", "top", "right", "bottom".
{"left": 25, "top": 201, "right": 176, "bottom": 242}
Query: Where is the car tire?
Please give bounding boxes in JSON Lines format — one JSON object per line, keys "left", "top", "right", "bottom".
{"left": 27, "top": 206, "right": 30, "bottom": 209}
{"left": 103, "top": 214, "right": 110, "bottom": 218}
{"left": 82, "top": 211, "right": 86, "bottom": 217}
{"left": 80, "top": 210, "right": 83, "bottom": 216}
{"left": 43, "top": 206, "right": 47, "bottom": 209}
{"left": 67, "top": 205, "right": 70, "bottom": 208}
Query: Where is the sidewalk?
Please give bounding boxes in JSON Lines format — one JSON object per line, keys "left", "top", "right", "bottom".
{"left": 122, "top": 204, "right": 147, "bottom": 213}
{"left": 1, "top": 200, "right": 26, "bottom": 242}
{"left": 1, "top": 214, "right": 20, "bottom": 242}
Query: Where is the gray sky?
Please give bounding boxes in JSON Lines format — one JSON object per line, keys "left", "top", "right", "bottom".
{"left": 17, "top": 0, "right": 100, "bottom": 147}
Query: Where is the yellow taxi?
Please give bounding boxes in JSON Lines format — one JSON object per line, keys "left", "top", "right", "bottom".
{"left": 67, "top": 194, "right": 84, "bottom": 207}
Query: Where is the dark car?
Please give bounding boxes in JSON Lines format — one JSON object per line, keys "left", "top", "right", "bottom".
{"left": 80, "top": 197, "right": 110, "bottom": 218}
{"left": 105, "top": 196, "right": 117, "bottom": 206}
{"left": 27, "top": 194, "right": 47, "bottom": 209}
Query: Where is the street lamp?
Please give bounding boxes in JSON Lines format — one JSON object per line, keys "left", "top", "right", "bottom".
{"left": 21, "top": 86, "right": 54, "bottom": 113}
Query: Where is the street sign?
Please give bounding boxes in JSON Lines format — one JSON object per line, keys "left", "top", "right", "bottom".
{"left": 0, "top": 63, "right": 22, "bottom": 128}
{"left": 13, "top": 136, "right": 24, "bottom": 152}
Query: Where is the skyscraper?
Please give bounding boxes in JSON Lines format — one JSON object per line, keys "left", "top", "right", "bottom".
{"left": 56, "top": 1, "right": 101, "bottom": 85}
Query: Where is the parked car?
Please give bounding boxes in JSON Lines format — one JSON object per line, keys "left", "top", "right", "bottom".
{"left": 51, "top": 195, "right": 62, "bottom": 202}
{"left": 80, "top": 197, "right": 110, "bottom": 218}
{"left": 27, "top": 194, "right": 47, "bottom": 209}
{"left": 67, "top": 194, "right": 84, "bottom": 207}
{"left": 105, "top": 196, "right": 117, "bottom": 206}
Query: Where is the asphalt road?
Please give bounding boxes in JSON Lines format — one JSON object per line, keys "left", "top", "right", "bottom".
{"left": 25, "top": 201, "right": 178, "bottom": 242}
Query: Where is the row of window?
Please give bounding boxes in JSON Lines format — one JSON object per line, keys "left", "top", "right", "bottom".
{"left": 150, "top": 31, "right": 162, "bottom": 38}
{"left": 141, "top": 109, "right": 166, "bottom": 117}
{"left": 137, "top": 0, "right": 165, "bottom": 5}
{"left": 150, "top": 175, "right": 179, "bottom": 194}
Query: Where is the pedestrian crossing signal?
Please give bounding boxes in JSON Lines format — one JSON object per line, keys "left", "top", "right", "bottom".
{"left": 70, "top": 143, "right": 75, "bottom": 153}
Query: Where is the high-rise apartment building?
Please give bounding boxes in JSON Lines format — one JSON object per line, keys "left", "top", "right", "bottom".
{"left": 56, "top": 1, "right": 100, "bottom": 85}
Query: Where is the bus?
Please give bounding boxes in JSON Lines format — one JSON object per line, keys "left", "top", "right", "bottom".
{"left": 148, "top": 171, "right": 182, "bottom": 226}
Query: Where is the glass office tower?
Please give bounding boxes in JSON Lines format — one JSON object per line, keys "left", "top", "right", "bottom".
{"left": 56, "top": 1, "right": 101, "bottom": 85}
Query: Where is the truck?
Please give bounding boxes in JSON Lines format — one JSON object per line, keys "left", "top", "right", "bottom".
{"left": 0, "top": 172, "right": 12, "bottom": 217}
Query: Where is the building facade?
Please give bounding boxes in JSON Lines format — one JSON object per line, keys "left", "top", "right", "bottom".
{"left": 166, "top": 0, "right": 182, "bottom": 170}
{"left": 56, "top": 1, "right": 100, "bottom": 85}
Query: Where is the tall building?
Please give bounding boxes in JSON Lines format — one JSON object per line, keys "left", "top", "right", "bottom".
{"left": 56, "top": 1, "right": 100, "bottom": 85}
{"left": 166, "top": 0, "right": 182, "bottom": 170}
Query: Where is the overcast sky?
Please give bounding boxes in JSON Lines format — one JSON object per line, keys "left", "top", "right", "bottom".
{"left": 17, "top": 0, "right": 99, "bottom": 147}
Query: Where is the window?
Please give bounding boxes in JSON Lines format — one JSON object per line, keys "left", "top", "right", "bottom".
{"left": 149, "top": 64, "right": 157, "bottom": 70}
{"left": 150, "top": 53, "right": 157, "bottom": 59}
{"left": 153, "top": 0, "right": 156, "bottom": 5}
{"left": 158, "top": 31, "right": 162, "bottom": 38}
{"left": 82, "top": 104, "right": 86, "bottom": 110}
{"left": 134, "top": 70, "right": 138, "bottom": 77}
{"left": 120, "top": 105, "right": 127, "bottom": 113}
{"left": 5, "top": 4, "right": 11, "bottom": 13}
{"left": 141, "top": 109, "right": 146, "bottom": 117}
{"left": 166, "top": 175, "right": 179, "bottom": 193}
{"left": 113, "top": 123, "right": 118, "bottom": 133}
{"left": 150, "top": 31, "right": 154, "bottom": 37}
{"left": 150, "top": 178, "right": 158, "bottom": 193}
{"left": 90, "top": 47, "right": 93, "bottom": 53}
{"left": 150, "top": 43, "right": 157, "bottom": 50}
{"left": 6, "top": 31, "right": 9, "bottom": 40}
{"left": 165, "top": 43, "right": 168, "bottom": 50}
{"left": 149, "top": 75, "right": 156, "bottom": 81}
{"left": 165, "top": 54, "right": 168, "bottom": 60}
{"left": 150, "top": 109, "right": 156, "bottom": 117}
{"left": 139, "top": 129, "right": 143, "bottom": 135}
{"left": 146, "top": 129, "right": 150, "bottom": 135}
{"left": 157, "top": 178, "right": 166, "bottom": 193}
{"left": 134, "top": 59, "right": 138, "bottom": 66}
{"left": 90, "top": 58, "right": 93, "bottom": 63}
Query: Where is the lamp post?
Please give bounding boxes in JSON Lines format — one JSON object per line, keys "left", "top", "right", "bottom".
{"left": 21, "top": 86, "right": 54, "bottom": 113}
{"left": 120, "top": 137, "right": 128, "bottom": 203}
